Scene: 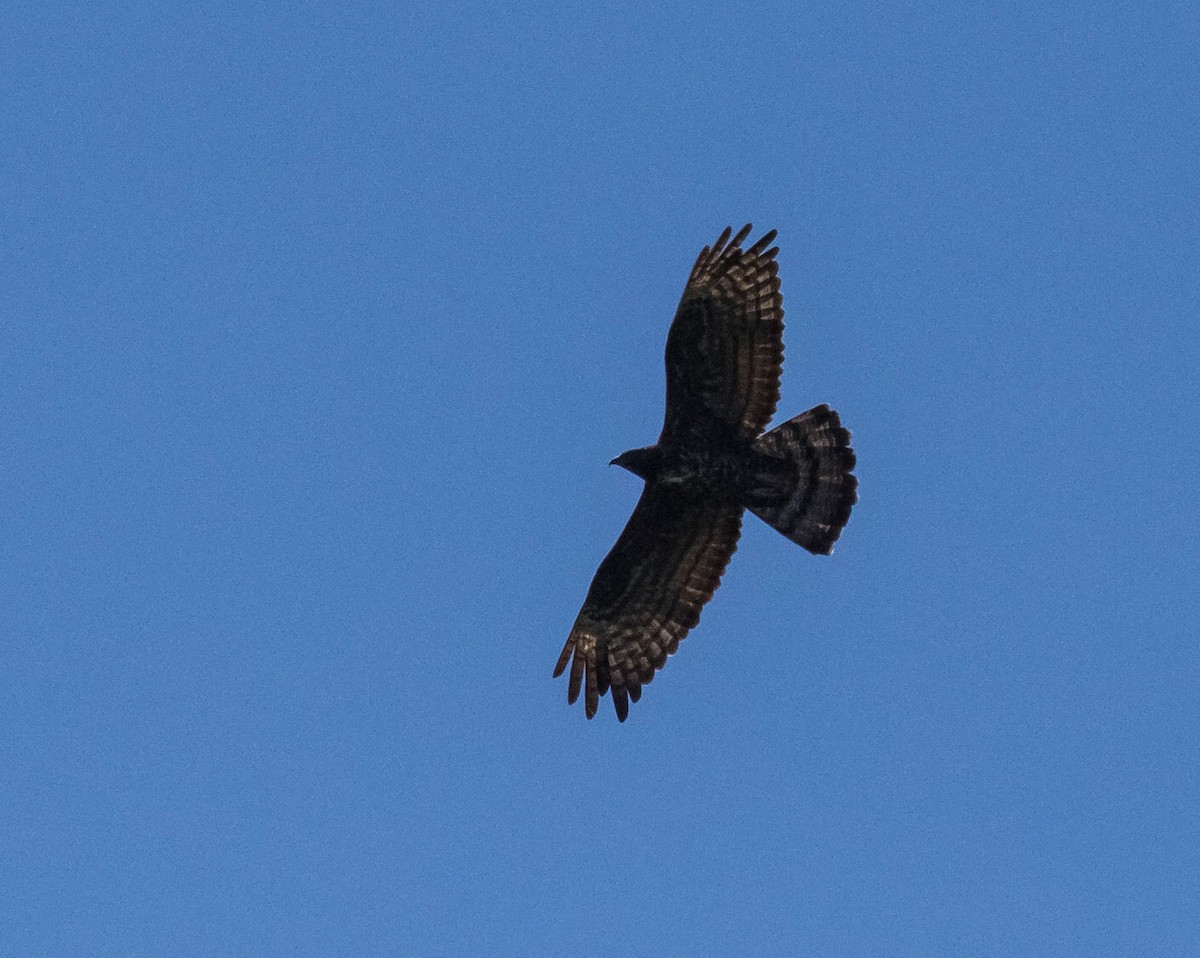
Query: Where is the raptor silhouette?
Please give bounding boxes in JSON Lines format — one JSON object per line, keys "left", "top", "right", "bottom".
{"left": 554, "top": 225, "right": 857, "bottom": 721}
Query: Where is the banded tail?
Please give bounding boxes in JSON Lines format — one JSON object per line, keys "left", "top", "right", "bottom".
{"left": 746, "top": 404, "right": 857, "bottom": 554}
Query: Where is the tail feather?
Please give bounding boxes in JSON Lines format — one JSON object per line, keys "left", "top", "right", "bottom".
{"left": 747, "top": 404, "right": 857, "bottom": 554}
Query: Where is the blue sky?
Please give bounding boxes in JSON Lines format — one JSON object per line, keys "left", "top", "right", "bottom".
{"left": 4, "top": 2, "right": 1198, "bottom": 955}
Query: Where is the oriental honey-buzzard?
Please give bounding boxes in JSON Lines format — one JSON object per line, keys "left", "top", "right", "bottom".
{"left": 554, "top": 225, "right": 857, "bottom": 721}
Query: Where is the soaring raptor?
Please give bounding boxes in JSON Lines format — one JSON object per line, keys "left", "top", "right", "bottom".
{"left": 554, "top": 225, "right": 857, "bottom": 721}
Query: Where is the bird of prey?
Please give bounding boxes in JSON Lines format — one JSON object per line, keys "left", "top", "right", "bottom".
{"left": 554, "top": 225, "right": 857, "bottom": 721}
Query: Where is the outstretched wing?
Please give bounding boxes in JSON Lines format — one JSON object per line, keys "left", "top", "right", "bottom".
{"left": 660, "top": 225, "right": 784, "bottom": 446}
{"left": 553, "top": 489, "right": 743, "bottom": 721}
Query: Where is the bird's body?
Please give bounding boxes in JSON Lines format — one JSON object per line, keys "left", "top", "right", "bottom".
{"left": 613, "top": 441, "right": 755, "bottom": 497}
{"left": 555, "top": 225, "right": 857, "bottom": 721}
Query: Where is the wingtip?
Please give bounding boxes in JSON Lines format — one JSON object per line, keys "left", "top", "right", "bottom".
{"left": 585, "top": 654, "right": 599, "bottom": 718}
{"left": 612, "top": 685, "right": 630, "bottom": 722}
{"left": 744, "top": 228, "right": 778, "bottom": 258}
{"left": 552, "top": 636, "right": 574, "bottom": 678}
{"left": 567, "top": 644, "right": 584, "bottom": 704}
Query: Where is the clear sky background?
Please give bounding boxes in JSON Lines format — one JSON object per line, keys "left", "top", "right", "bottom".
{"left": 4, "top": 2, "right": 1198, "bottom": 956}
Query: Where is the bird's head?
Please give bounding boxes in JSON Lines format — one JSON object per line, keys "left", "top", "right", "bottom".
{"left": 610, "top": 445, "right": 659, "bottom": 480}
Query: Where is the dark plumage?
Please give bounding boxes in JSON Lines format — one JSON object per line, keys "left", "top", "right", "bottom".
{"left": 555, "top": 225, "right": 857, "bottom": 721}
